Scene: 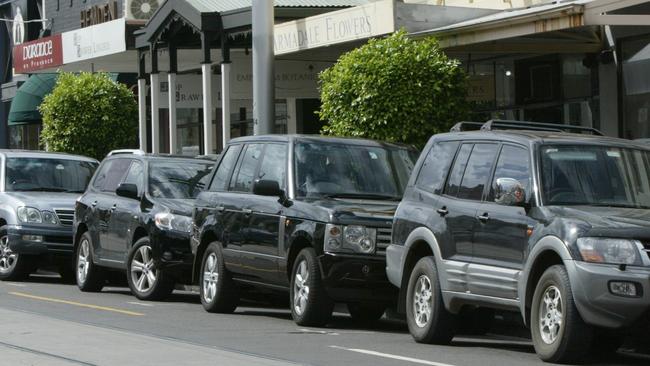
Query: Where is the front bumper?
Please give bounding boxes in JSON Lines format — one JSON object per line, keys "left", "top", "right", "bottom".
{"left": 567, "top": 260, "right": 650, "bottom": 329}
{"left": 7, "top": 224, "right": 73, "bottom": 255}
{"left": 150, "top": 229, "right": 193, "bottom": 282}
{"left": 319, "top": 253, "right": 397, "bottom": 304}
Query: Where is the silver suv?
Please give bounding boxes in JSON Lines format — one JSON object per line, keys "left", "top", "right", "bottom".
{"left": 0, "top": 151, "right": 98, "bottom": 281}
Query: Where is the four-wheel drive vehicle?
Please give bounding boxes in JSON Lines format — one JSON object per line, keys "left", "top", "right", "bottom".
{"left": 74, "top": 151, "right": 214, "bottom": 300}
{"left": 0, "top": 151, "right": 98, "bottom": 281}
{"left": 387, "top": 120, "right": 650, "bottom": 363}
{"left": 192, "top": 135, "right": 418, "bottom": 326}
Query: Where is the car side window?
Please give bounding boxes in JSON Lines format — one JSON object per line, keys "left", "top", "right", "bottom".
{"left": 257, "top": 143, "right": 288, "bottom": 189}
{"left": 100, "top": 159, "right": 132, "bottom": 193}
{"left": 416, "top": 141, "right": 459, "bottom": 194}
{"left": 122, "top": 161, "right": 144, "bottom": 196}
{"left": 444, "top": 144, "right": 473, "bottom": 197}
{"left": 229, "top": 144, "right": 263, "bottom": 192}
{"left": 489, "top": 145, "right": 531, "bottom": 202}
{"left": 209, "top": 145, "right": 242, "bottom": 191}
{"left": 457, "top": 144, "right": 499, "bottom": 201}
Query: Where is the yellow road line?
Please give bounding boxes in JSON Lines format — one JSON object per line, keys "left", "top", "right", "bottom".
{"left": 9, "top": 292, "right": 145, "bottom": 317}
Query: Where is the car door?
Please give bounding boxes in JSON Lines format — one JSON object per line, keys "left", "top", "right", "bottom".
{"left": 471, "top": 144, "right": 534, "bottom": 299}
{"left": 96, "top": 158, "right": 132, "bottom": 263}
{"left": 241, "top": 143, "right": 288, "bottom": 284}
{"left": 108, "top": 160, "right": 145, "bottom": 265}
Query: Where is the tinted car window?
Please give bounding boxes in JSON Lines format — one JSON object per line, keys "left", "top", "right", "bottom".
{"left": 416, "top": 141, "right": 459, "bottom": 194}
{"left": 457, "top": 144, "right": 498, "bottom": 201}
{"left": 210, "top": 145, "right": 241, "bottom": 191}
{"left": 123, "top": 161, "right": 145, "bottom": 196}
{"left": 444, "top": 144, "right": 473, "bottom": 197}
{"left": 257, "top": 144, "right": 287, "bottom": 189}
{"left": 98, "top": 159, "right": 132, "bottom": 193}
{"left": 149, "top": 161, "right": 213, "bottom": 199}
{"left": 5, "top": 157, "right": 97, "bottom": 193}
{"left": 489, "top": 145, "right": 530, "bottom": 202}
{"left": 230, "top": 144, "right": 263, "bottom": 192}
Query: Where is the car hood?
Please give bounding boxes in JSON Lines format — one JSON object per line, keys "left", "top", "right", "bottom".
{"left": 152, "top": 197, "right": 195, "bottom": 216}
{"left": 5, "top": 191, "right": 81, "bottom": 210}
{"left": 546, "top": 205, "right": 650, "bottom": 238}
{"left": 306, "top": 198, "right": 398, "bottom": 225}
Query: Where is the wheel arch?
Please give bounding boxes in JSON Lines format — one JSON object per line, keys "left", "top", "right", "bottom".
{"left": 397, "top": 227, "right": 442, "bottom": 313}
{"left": 192, "top": 229, "right": 219, "bottom": 285}
{"left": 286, "top": 233, "right": 314, "bottom": 281}
{"left": 0, "top": 218, "right": 7, "bottom": 227}
{"left": 73, "top": 223, "right": 89, "bottom": 255}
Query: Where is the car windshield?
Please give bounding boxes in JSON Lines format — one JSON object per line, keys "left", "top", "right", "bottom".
{"left": 5, "top": 157, "right": 97, "bottom": 193}
{"left": 149, "top": 161, "right": 214, "bottom": 199}
{"left": 540, "top": 145, "right": 650, "bottom": 209}
{"left": 294, "top": 141, "right": 418, "bottom": 200}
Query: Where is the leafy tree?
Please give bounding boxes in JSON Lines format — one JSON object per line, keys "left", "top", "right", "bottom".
{"left": 40, "top": 72, "right": 138, "bottom": 160}
{"left": 318, "top": 30, "right": 468, "bottom": 147}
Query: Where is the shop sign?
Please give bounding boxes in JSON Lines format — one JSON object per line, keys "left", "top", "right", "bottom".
{"left": 13, "top": 34, "right": 64, "bottom": 74}
{"left": 274, "top": 0, "right": 395, "bottom": 55}
{"left": 80, "top": 1, "right": 119, "bottom": 28}
{"left": 159, "top": 75, "right": 222, "bottom": 109}
{"left": 467, "top": 75, "right": 495, "bottom": 102}
{"left": 62, "top": 18, "right": 126, "bottom": 64}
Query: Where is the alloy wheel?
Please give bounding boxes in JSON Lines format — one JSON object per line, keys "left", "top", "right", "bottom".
{"left": 77, "top": 238, "right": 91, "bottom": 284}
{"left": 293, "top": 259, "right": 310, "bottom": 316}
{"left": 0, "top": 234, "right": 17, "bottom": 274}
{"left": 202, "top": 252, "right": 219, "bottom": 303}
{"left": 130, "top": 245, "right": 157, "bottom": 293}
{"left": 413, "top": 275, "right": 433, "bottom": 328}
{"left": 539, "top": 285, "right": 564, "bottom": 344}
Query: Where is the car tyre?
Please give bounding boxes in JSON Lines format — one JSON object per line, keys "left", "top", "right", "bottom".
{"left": 406, "top": 256, "right": 455, "bottom": 344}
{"left": 0, "top": 225, "right": 36, "bottom": 281}
{"left": 200, "top": 242, "right": 239, "bottom": 313}
{"left": 127, "top": 237, "right": 174, "bottom": 301}
{"left": 347, "top": 303, "right": 386, "bottom": 324}
{"left": 75, "top": 231, "right": 105, "bottom": 292}
{"left": 531, "top": 265, "right": 592, "bottom": 364}
{"left": 290, "top": 247, "right": 333, "bottom": 327}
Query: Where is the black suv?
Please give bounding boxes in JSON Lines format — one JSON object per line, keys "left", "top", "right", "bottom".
{"left": 74, "top": 151, "right": 214, "bottom": 300}
{"left": 387, "top": 120, "right": 650, "bottom": 363}
{"left": 192, "top": 135, "right": 418, "bottom": 326}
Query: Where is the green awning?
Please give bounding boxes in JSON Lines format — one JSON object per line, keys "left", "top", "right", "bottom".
{"left": 8, "top": 74, "right": 59, "bottom": 125}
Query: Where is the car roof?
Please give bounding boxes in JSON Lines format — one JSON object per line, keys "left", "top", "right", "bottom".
{"left": 229, "top": 134, "right": 414, "bottom": 149}
{"left": 434, "top": 130, "right": 648, "bottom": 149}
{"left": 105, "top": 153, "right": 215, "bottom": 164}
{"left": 0, "top": 149, "right": 98, "bottom": 162}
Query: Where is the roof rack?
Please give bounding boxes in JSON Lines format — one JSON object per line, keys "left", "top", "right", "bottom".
{"left": 450, "top": 120, "right": 603, "bottom": 136}
{"left": 107, "top": 149, "right": 146, "bottom": 156}
{"left": 449, "top": 121, "right": 484, "bottom": 132}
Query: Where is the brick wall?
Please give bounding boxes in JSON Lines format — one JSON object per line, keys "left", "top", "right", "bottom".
{"left": 46, "top": 0, "right": 124, "bottom": 34}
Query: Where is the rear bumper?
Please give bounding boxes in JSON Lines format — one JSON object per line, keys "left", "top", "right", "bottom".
{"left": 7, "top": 225, "right": 73, "bottom": 255}
{"left": 319, "top": 253, "right": 397, "bottom": 304}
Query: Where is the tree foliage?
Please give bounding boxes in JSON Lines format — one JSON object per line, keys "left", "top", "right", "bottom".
{"left": 318, "top": 30, "right": 468, "bottom": 147}
{"left": 39, "top": 72, "right": 138, "bottom": 160}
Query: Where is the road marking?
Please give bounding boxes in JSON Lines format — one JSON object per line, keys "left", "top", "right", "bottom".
{"left": 9, "top": 292, "right": 145, "bottom": 316}
{"left": 330, "top": 345, "right": 456, "bottom": 366}
{"left": 127, "top": 301, "right": 154, "bottom": 307}
{"left": 3, "top": 283, "right": 26, "bottom": 287}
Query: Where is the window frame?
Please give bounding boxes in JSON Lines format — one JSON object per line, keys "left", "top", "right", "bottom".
{"left": 121, "top": 160, "right": 146, "bottom": 197}
{"left": 208, "top": 144, "right": 243, "bottom": 192}
{"left": 415, "top": 140, "right": 460, "bottom": 194}
{"left": 228, "top": 143, "right": 265, "bottom": 193}
{"left": 256, "top": 142, "right": 289, "bottom": 191}
{"left": 486, "top": 143, "right": 532, "bottom": 204}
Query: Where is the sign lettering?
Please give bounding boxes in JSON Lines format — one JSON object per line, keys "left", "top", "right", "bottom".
{"left": 81, "top": 1, "right": 118, "bottom": 28}
{"left": 13, "top": 34, "right": 63, "bottom": 74}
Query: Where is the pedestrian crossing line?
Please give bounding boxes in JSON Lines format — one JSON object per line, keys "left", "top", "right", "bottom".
{"left": 9, "top": 292, "right": 145, "bottom": 316}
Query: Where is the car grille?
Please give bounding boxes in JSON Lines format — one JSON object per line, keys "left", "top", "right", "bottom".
{"left": 376, "top": 227, "right": 392, "bottom": 256}
{"left": 54, "top": 209, "right": 74, "bottom": 227}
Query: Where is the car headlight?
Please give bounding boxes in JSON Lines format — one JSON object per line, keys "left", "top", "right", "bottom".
{"left": 154, "top": 212, "right": 192, "bottom": 233}
{"left": 576, "top": 238, "right": 643, "bottom": 266}
{"left": 324, "top": 224, "right": 376, "bottom": 254}
{"left": 41, "top": 211, "right": 59, "bottom": 225}
{"left": 17, "top": 207, "right": 43, "bottom": 224}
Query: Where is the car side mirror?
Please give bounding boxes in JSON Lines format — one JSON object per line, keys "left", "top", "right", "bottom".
{"left": 494, "top": 178, "right": 526, "bottom": 207}
{"left": 116, "top": 183, "right": 140, "bottom": 200}
{"left": 253, "top": 179, "right": 291, "bottom": 207}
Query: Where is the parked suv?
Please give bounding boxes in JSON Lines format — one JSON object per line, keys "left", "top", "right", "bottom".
{"left": 74, "top": 151, "right": 214, "bottom": 300}
{"left": 0, "top": 150, "right": 98, "bottom": 281}
{"left": 192, "top": 135, "right": 418, "bottom": 326}
{"left": 387, "top": 120, "right": 650, "bottom": 363}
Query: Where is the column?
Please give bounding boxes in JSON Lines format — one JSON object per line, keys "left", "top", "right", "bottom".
{"left": 201, "top": 32, "right": 214, "bottom": 155}
{"left": 286, "top": 97, "right": 297, "bottom": 134}
{"left": 150, "top": 44, "right": 160, "bottom": 154}
{"left": 168, "top": 43, "right": 178, "bottom": 154}
{"left": 137, "top": 50, "right": 147, "bottom": 151}
{"left": 221, "top": 41, "right": 232, "bottom": 149}
{"left": 252, "top": 0, "right": 275, "bottom": 135}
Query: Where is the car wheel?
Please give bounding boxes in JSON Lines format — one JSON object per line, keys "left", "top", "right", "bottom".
{"left": 0, "top": 225, "right": 35, "bottom": 281}
{"left": 406, "top": 256, "right": 455, "bottom": 344}
{"left": 290, "top": 247, "right": 333, "bottom": 327}
{"left": 76, "top": 231, "right": 105, "bottom": 292}
{"left": 347, "top": 303, "right": 386, "bottom": 324}
{"left": 200, "top": 242, "right": 238, "bottom": 313}
{"left": 531, "top": 265, "right": 592, "bottom": 364}
{"left": 127, "top": 237, "right": 174, "bottom": 301}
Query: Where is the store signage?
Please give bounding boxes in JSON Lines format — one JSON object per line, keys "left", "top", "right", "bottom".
{"left": 159, "top": 75, "right": 222, "bottom": 109}
{"left": 62, "top": 18, "right": 126, "bottom": 64}
{"left": 80, "top": 1, "right": 118, "bottom": 28}
{"left": 274, "top": 0, "right": 395, "bottom": 55}
{"left": 467, "top": 75, "right": 495, "bottom": 102}
{"left": 13, "top": 34, "right": 64, "bottom": 74}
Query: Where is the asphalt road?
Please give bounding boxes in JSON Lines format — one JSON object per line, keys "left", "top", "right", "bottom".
{"left": 1, "top": 272, "right": 648, "bottom": 366}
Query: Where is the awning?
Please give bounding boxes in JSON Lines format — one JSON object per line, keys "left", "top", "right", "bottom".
{"left": 7, "top": 74, "right": 59, "bottom": 125}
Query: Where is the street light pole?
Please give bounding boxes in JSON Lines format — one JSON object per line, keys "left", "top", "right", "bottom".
{"left": 252, "top": 0, "right": 275, "bottom": 135}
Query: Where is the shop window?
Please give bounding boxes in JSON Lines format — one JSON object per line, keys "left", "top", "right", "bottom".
{"left": 9, "top": 124, "right": 41, "bottom": 150}
{"left": 515, "top": 56, "right": 561, "bottom": 104}
{"left": 622, "top": 38, "right": 650, "bottom": 139}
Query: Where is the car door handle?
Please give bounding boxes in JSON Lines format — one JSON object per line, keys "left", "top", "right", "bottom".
{"left": 436, "top": 207, "right": 449, "bottom": 216}
{"left": 110, "top": 204, "right": 117, "bottom": 212}
{"left": 242, "top": 209, "right": 253, "bottom": 216}
{"left": 91, "top": 201, "right": 98, "bottom": 207}
{"left": 477, "top": 213, "right": 490, "bottom": 222}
